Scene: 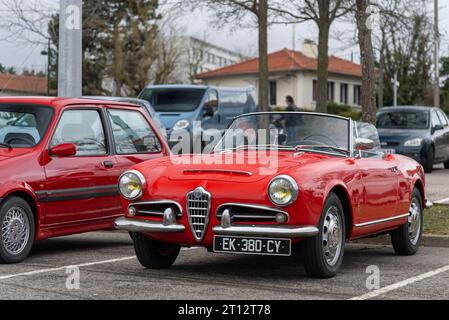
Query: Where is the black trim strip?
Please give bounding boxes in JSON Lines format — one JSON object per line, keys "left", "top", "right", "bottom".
{"left": 36, "top": 185, "right": 119, "bottom": 203}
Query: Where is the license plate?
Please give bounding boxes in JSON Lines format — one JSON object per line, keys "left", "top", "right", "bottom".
{"left": 213, "top": 236, "right": 291, "bottom": 256}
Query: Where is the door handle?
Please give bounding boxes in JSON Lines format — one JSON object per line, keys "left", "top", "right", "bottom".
{"left": 102, "top": 161, "right": 114, "bottom": 168}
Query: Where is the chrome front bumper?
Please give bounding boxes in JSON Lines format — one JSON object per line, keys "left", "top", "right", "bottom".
{"left": 212, "top": 225, "right": 319, "bottom": 238}
{"left": 114, "top": 217, "right": 185, "bottom": 233}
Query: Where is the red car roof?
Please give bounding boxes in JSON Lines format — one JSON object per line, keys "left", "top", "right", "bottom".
{"left": 0, "top": 96, "right": 141, "bottom": 110}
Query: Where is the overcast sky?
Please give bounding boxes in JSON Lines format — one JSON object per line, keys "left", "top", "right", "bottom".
{"left": 0, "top": 0, "right": 448, "bottom": 73}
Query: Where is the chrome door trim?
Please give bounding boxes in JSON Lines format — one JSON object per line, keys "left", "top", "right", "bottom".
{"left": 354, "top": 213, "right": 410, "bottom": 228}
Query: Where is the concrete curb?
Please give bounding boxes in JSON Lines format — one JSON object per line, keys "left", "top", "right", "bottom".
{"left": 352, "top": 234, "right": 449, "bottom": 248}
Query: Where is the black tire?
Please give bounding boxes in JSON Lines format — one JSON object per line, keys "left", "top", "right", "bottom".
{"left": 390, "top": 188, "right": 423, "bottom": 256}
{"left": 300, "top": 193, "right": 346, "bottom": 279}
{"left": 132, "top": 232, "right": 180, "bottom": 269}
{"left": 444, "top": 159, "right": 449, "bottom": 169}
{"left": 0, "top": 197, "right": 35, "bottom": 264}
{"left": 423, "top": 147, "right": 434, "bottom": 173}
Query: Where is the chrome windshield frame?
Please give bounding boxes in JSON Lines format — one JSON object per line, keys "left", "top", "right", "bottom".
{"left": 213, "top": 112, "right": 352, "bottom": 157}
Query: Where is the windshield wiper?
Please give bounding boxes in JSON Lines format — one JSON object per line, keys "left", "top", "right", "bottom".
{"left": 295, "top": 145, "right": 349, "bottom": 156}
{"left": 0, "top": 143, "right": 12, "bottom": 150}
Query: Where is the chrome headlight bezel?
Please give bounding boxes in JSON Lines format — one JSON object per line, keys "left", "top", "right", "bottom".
{"left": 267, "top": 175, "right": 299, "bottom": 207}
{"left": 118, "top": 170, "right": 146, "bottom": 200}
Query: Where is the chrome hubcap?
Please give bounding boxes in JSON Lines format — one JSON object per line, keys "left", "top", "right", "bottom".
{"left": 322, "top": 206, "right": 343, "bottom": 266}
{"left": 409, "top": 200, "right": 421, "bottom": 245}
{"left": 1, "top": 207, "right": 30, "bottom": 255}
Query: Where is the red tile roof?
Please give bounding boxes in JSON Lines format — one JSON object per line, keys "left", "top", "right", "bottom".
{"left": 0, "top": 73, "right": 47, "bottom": 95}
{"left": 195, "top": 48, "right": 362, "bottom": 79}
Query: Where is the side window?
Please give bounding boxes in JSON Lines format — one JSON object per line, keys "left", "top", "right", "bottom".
{"left": 437, "top": 111, "right": 449, "bottom": 127}
{"left": 203, "top": 90, "right": 218, "bottom": 118}
{"left": 431, "top": 111, "right": 442, "bottom": 127}
{"left": 108, "top": 109, "right": 161, "bottom": 154}
{"left": 51, "top": 109, "right": 107, "bottom": 156}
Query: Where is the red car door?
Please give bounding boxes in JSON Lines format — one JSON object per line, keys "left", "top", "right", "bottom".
{"left": 105, "top": 107, "right": 167, "bottom": 171}
{"left": 355, "top": 154, "right": 399, "bottom": 227}
{"left": 42, "top": 107, "right": 122, "bottom": 226}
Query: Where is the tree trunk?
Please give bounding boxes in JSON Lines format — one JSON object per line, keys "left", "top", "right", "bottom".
{"left": 356, "top": 0, "right": 377, "bottom": 124}
{"left": 316, "top": 20, "right": 330, "bottom": 113}
{"left": 258, "top": 0, "right": 270, "bottom": 112}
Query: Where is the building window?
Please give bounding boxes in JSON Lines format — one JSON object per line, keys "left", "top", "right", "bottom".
{"left": 313, "top": 80, "right": 317, "bottom": 101}
{"left": 327, "top": 82, "right": 335, "bottom": 101}
{"left": 269, "top": 81, "right": 277, "bottom": 106}
{"left": 340, "top": 83, "right": 348, "bottom": 104}
{"left": 354, "top": 85, "right": 361, "bottom": 105}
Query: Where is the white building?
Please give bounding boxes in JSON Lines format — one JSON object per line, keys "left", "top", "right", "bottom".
{"left": 195, "top": 41, "right": 363, "bottom": 110}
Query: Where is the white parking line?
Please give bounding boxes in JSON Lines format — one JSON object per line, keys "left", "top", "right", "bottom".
{"left": 0, "top": 247, "right": 200, "bottom": 282}
{"left": 0, "top": 256, "right": 136, "bottom": 281}
{"left": 350, "top": 264, "right": 449, "bottom": 300}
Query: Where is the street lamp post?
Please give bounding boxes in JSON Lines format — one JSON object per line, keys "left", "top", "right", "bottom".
{"left": 41, "top": 38, "right": 51, "bottom": 96}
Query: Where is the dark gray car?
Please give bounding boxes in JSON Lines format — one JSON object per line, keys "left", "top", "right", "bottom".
{"left": 377, "top": 106, "right": 449, "bottom": 173}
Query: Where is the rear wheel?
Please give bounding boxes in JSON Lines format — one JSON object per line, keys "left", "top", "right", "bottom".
{"left": 301, "top": 193, "right": 346, "bottom": 279}
{"left": 444, "top": 159, "right": 449, "bottom": 169}
{"left": 132, "top": 232, "right": 180, "bottom": 269}
{"left": 423, "top": 147, "right": 434, "bottom": 173}
{"left": 0, "top": 197, "right": 35, "bottom": 264}
{"left": 390, "top": 188, "right": 423, "bottom": 256}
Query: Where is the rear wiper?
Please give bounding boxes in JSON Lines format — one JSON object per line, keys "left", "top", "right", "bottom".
{"left": 296, "top": 145, "right": 349, "bottom": 156}
{"left": 0, "top": 143, "right": 12, "bottom": 150}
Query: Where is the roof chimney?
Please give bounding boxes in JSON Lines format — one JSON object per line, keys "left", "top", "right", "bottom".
{"left": 302, "top": 39, "right": 318, "bottom": 58}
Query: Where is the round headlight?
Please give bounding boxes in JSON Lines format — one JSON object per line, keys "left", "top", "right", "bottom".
{"left": 268, "top": 175, "right": 298, "bottom": 206}
{"left": 119, "top": 170, "right": 146, "bottom": 200}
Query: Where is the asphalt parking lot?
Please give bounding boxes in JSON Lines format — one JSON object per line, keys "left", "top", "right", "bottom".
{"left": 1, "top": 168, "right": 448, "bottom": 301}
{"left": 426, "top": 164, "right": 449, "bottom": 204}
{"left": 0, "top": 232, "right": 448, "bottom": 300}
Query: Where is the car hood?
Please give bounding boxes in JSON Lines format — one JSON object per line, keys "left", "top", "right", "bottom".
{"left": 133, "top": 151, "right": 332, "bottom": 184}
{"left": 378, "top": 128, "right": 429, "bottom": 141}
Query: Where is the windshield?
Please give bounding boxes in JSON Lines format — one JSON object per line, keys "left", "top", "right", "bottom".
{"left": 0, "top": 105, "right": 53, "bottom": 148}
{"left": 214, "top": 113, "right": 350, "bottom": 154}
{"left": 140, "top": 88, "right": 206, "bottom": 112}
{"left": 377, "top": 111, "right": 429, "bottom": 129}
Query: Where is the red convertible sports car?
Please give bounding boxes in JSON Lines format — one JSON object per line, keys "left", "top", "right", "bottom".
{"left": 115, "top": 112, "right": 431, "bottom": 278}
{"left": 0, "top": 97, "right": 169, "bottom": 263}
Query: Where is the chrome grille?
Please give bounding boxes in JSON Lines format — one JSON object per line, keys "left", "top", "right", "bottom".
{"left": 186, "top": 187, "right": 211, "bottom": 242}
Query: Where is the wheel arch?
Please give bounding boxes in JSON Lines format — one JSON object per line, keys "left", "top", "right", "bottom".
{"left": 0, "top": 186, "right": 40, "bottom": 231}
{"left": 413, "top": 178, "right": 425, "bottom": 206}
{"left": 326, "top": 184, "right": 354, "bottom": 240}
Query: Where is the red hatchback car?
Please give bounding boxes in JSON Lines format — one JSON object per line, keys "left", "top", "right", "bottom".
{"left": 0, "top": 97, "right": 169, "bottom": 263}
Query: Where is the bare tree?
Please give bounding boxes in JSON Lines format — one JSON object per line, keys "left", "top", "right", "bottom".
{"left": 177, "top": 0, "right": 271, "bottom": 112}
{"left": 355, "top": 0, "right": 376, "bottom": 124}
{"left": 272, "top": 1, "right": 353, "bottom": 113}
{"left": 187, "top": 36, "right": 212, "bottom": 84}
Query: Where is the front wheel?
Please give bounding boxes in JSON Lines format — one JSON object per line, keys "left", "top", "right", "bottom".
{"left": 423, "top": 147, "right": 434, "bottom": 173}
{"left": 132, "top": 233, "right": 180, "bottom": 269}
{"left": 300, "top": 193, "right": 346, "bottom": 279}
{"left": 390, "top": 188, "right": 423, "bottom": 255}
{"left": 0, "top": 197, "right": 35, "bottom": 264}
{"left": 444, "top": 159, "right": 449, "bottom": 169}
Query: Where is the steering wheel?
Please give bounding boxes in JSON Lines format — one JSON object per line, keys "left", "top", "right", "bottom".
{"left": 302, "top": 134, "right": 339, "bottom": 147}
{"left": 5, "top": 135, "right": 35, "bottom": 146}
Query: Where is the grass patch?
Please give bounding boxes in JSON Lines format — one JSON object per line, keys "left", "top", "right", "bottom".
{"left": 424, "top": 206, "right": 449, "bottom": 235}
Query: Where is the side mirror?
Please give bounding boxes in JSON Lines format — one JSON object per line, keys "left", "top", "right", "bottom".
{"left": 433, "top": 124, "right": 444, "bottom": 132}
{"left": 50, "top": 143, "right": 77, "bottom": 157}
{"left": 355, "top": 138, "right": 375, "bottom": 151}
